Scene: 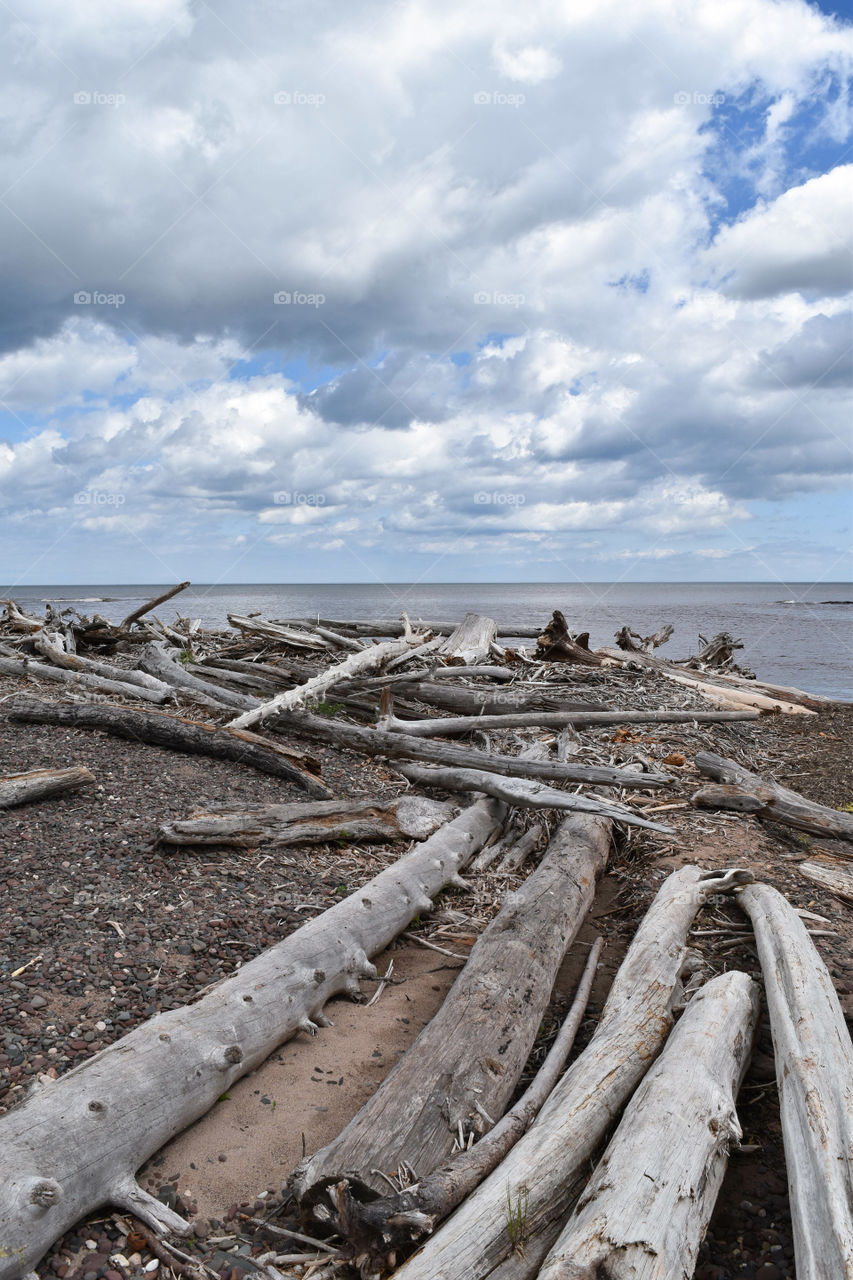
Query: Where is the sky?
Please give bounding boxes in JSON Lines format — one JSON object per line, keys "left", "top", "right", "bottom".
{"left": 0, "top": 0, "right": 851, "bottom": 587}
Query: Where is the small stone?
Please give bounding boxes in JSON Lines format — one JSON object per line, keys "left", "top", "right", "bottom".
{"left": 30, "top": 994, "right": 48, "bottom": 1009}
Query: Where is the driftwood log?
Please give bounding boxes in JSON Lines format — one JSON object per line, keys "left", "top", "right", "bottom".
{"left": 139, "top": 644, "right": 258, "bottom": 712}
{"left": 436, "top": 613, "right": 497, "bottom": 663}
{"left": 158, "top": 796, "right": 454, "bottom": 849}
{"left": 121, "top": 582, "right": 190, "bottom": 630}
{"left": 614, "top": 623, "right": 673, "bottom": 653}
{"left": 227, "top": 614, "right": 333, "bottom": 649}
{"left": 537, "top": 970, "right": 759, "bottom": 1280}
{"left": 536, "top": 611, "right": 609, "bottom": 665}
{"left": 0, "top": 654, "right": 171, "bottom": 705}
{"left": 32, "top": 632, "right": 172, "bottom": 695}
{"left": 3, "top": 698, "right": 331, "bottom": 798}
{"left": 392, "top": 864, "right": 753, "bottom": 1280}
{"left": 293, "top": 813, "right": 611, "bottom": 1227}
{"left": 379, "top": 682, "right": 603, "bottom": 718}
{"left": 740, "top": 883, "right": 853, "bottom": 1279}
{"left": 397, "top": 763, "right": 674, "bottom": 832}
{"left": 0, "top": 766, "right": 96, "bottom": 809}
{"left": 380, "top": 707, "right": 759, "bottom": 737}
{"left": 598, "top": 645, "right": 819, "bottom": 713}
{"left": 692, "top": 751, "right": 853, "bottom": 842}
{"left": 798, "top": 858, "right": 853, "bottom": 898}
{"left": 323, "top": 938, "right": 604, "bottom": 1272}
{"left": 276, "top": 618, "right": 545, "bottom": 640}
{"left": 277, "top": 711, "right": 673, "bottom": 788}
{"left": 2, "top": 599, "right": 43, "bottom": 633}
{"left": 0, "top": 799, "right": 505, "bottom": 1280}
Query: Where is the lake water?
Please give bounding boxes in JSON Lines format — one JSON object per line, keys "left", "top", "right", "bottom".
{"left": 7, "top": 581, "right": 853, "bottom": 701}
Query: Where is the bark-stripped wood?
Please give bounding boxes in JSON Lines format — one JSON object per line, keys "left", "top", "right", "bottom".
{"left": 436, "top": 613, "right": 498, "bottom": 664}
{"left": 275, "top": 618, "right": 546, "bottom": 639}
{"left": 660, "top": 668, "right": 814, "bottom": 715}
{"left": 537, "top": 970, "right": 759, "bottom": 1280}
{"left": 392, "top": 864, "right": 753, "bottom": 1280}
{"left": 329, "top": 938, "right": 604, "bottom": 1272}
{"left": 798, "top": 859, "right": 853, "bottom": 899}
{"left": 397, "top": 764, "right": 674, "bottom": 833}
{"left": 293, "top": 812, "right": 611, "bottom": 1222}
{"left": 692, "top": 751, "right": 853, "bottom": 842}
{"left": 0, "top": 655, "right": 171, "bottom": 705}
{"left": 598, "top": 645, "right": 820, "bottom": 712}
{"left": 120, "top": 582, "right": 190, "bottom": 630}
{"left": 0, "top": 799, "right": 505, "bottom": 1280}
{"left": 227, "top": 614, "right": 334, "bottom": 649}
{"left": 380, "top": 707, "right": 759, "bottom": 737}
{"left": 33, "top": 632, "right": 172, "bottom": 694}
{"left": 227, "top": 629, "right": 429, "bottom": 731}
{"left": 2, "top": 599, "right": 43, "bottom": 633}
{"left": 3, "top": 698, "right": 331, "bottom": 798}
{"left": 158, "top": 796, "right": 454, "bottom": 849}
{"left": 139, "top": 644, "right": 259, "bottom": 712}
{"left": 740, "top": 883, "right": 853, "bottom": 1280}
{"left": 279, "top": 711, "right": 672, "bottom": 789}
{"left": 0, "top": 766, "right": 96, "bottom": 809}
{"left": 383, "top": 682, "right": 603, "bottom": 718}
{"left": 536, "top": 611, "right": 610, "bottom": 666}
{"left": 614, "top": 623, "right": 673, "bottom": 653}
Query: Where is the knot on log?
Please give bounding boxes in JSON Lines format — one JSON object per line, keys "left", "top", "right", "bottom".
{"left": 29, "top": 1180, "right": 63, "bottom": 1208}
{"left": 223, "top": 1044, "right": 243, "bottom": 1065}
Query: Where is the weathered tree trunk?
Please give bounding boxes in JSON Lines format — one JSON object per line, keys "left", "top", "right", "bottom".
{"left": 383, "top": 682, "right": 603, "bottom": 717}
{"left": 0, "top": 766, "right": 96, "bottom": 809}
{"left": 693, "top": 751, "right": 853, "bottom": 842}
{"left": 740, "top": 883, "right": 853, "bottom": 1280}
{"left": 392, "top": 864, "right": 753, "bottom": 1280}
{"left": 537, "top": 970, "right": 759, "bottom": 1280}
{"left": 228, "top": 629, "right": 429, "bottom": 731}
{"left": 32, "top": 632, "right": 172, "bottom": 695}
{"left": 614, "top": 623, "right": 673, "bottom": 653}
{"left": 437, "top": 613, "right": 498, "bottom": 663}
{"left": 227, "top": 614, "right": 334, "bottom": 649}
{"left": 0, "top": 654, "right": 171, "bottom": 705}
{"left": 158, "top": 795, "right": 454, "bottom": 849}
{"left": 683, "top": 629, "right": 746, "bottom": 671}
{"left": 0, "top": 799, "right": 505, "bottom": 1280}
{"left": 398, "top": 763, "right": 675, "bottom": 833}
{"left": 121, "top": 582, "right": 190, "bottom": 630}
{"left": 597, "top": 646, "right": 820, "bottom": 713}
{"left": 429, "top": 665, "right": 515, "bottom": 682}
{"left": 798, "top": 858, "right": 853, "bottom": 898}
{"left": 661, "top": 668, "right": 813, "bottom": 715}
{"left": 2, "top": 599, "right": 43, "bottom": 633}
{"left": 292, "top": 812, "right": 611, "bottom": 1223}
{"left": 329, "top": 938, "right": 604, "bottom": 1272}
{"left": 277, "top": 711, "right": 673, "bottom": 788}
{"left": 380, "top": 707, "right": 759, "bottom": 737}
{"left": 536, "top": 611, "right": 609, "bottom": 666}
{"left": 140, "top": 644, "right": 258, "bottom": 712}
{"left": 275, "top": 618, "right": 546, "bottom": 639}
{"left": 3, "top": 698, "right": 331, "bottom": 798}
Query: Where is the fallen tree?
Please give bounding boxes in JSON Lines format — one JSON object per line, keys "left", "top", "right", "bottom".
{"left": 158, "top": 795, "right": 455, "bottom": 849}
{"left": 392, "top": 864, "right": 753, "bottom": 1280}
{"left": 0, "top": 798, "right": 506, "bottom": 1280}
{"left": 692, "top": 751, "right": 853, "bottom": 842}
{"left": 139, "top": 643, "right": 259, "bottom": 712}
{"left": 121, "top": 582, "right": 191, "bottom": 631}
{"left": 379, "top": 681, "right": 603, "bottom": 717}
{"left": 292, "top": 812, "right": 612, "bottom": 1235}
{"left": 614, "top": 623, "right": 673, "bottom": 653}
{"left": 798, "top": 858, "right": 853, "bottom": 899}
{"left": 32, "top": 632, "right": 172, "bottom": 695}
{"left": 0, "top": 766, "right": 96, "bottom": 809}
{"left": 536, "top": 611, "right": 609, "bottom": 666}
{"left": 537, "top": 970, "right": 759, "bottom": 1280}
{"left": 3, "top": 698, "right": 331, "bottom": 798}
{"left": 0, "top": 654, "right": 171, "bottom": 705}
{"left": 379, "top": 706, "right": 759, "bottom": 737}
{"left": 740, "top": 883, "right": 853, "bottom": 1279}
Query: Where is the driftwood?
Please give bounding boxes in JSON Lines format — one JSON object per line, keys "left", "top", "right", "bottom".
{"left": 392, "top": 864, "right": 753, "bottom": 1280}
{"left": 0, "top": 766, "right": 96, "bottom": 809}
{"left": 33, "top": 632, "right": 171, "bottom": 695}
{"left": 227, "top": 614, "right": 334, "bottom": 650}
{"left": 2, "top": 599, "right": 43, "bottom": 633}
{"left": 139, "top": 643, "right": 258, "bottom": 712}
{"left": 228, "top": 628, "right": 428, "bottom": 731}
{"left": 121, "top": 581, "right": 190, "bottom": 630}
{"left": 276, "top": 618, "right": 546, "bottom": 639}
{"left": 292, "top": 812, "right": 611, "bottom": 1227}
{"left": 429, "top": 664, "right": 514, "bottom": 682}
{"left": 277, "top": 711, "right": 674, "bottom": 788}
{"left": 324, "top": 938, "right": 604, "bottom": 1271}
{"left": 798, "top": 859, "right": 853, "bottom": 899}
{"left": 158, "top": 795, "right": 455, "bottom": 849}
{"left": 383, "top": 682, "right": 603, "bottom": 718}
{"left": 536, "top": 611, "right": 608, "bottom": 666}
{"left": 396, "top": 763, "right": 674, "bottom": 832}
{"left": 436, "top": 613, "right": 498, "bottom": 663}
{"left": 381, "top": 706, "right": 759, "bottom": 738}
{"left": 740, "top": 883, "right": 853, "bottom": 1279}
{"left": 3, "top": 698, "right": 331, "bottom": 798}
{"left": 693, "top": 751, "right": 853, "bottom": 842}
{"left": 0, "top": 654, "right": 171, "bottom": 705}
{"left": 614, "top": 623, "right": 673, "bottom": 653}
{"left": 684, "top": 629, "right": 749, "bottom": 672}
{"left": 537, "top": 969, "right": 759, "bottom": 1280}
{"left": 0, "top": 799, "right": 505, "bottom": 1280}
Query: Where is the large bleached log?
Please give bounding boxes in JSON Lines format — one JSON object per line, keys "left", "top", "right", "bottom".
{"left": 392, "top": 864, "right": 753, "bottom": 1280}
{"left": 121, "top": 581, "right": 190, "bottom": 630}
{"left": 693, "top": 751, "right": 853, "bottom": 842}
{"left": 798, "top": 858, "right": 853, "bottom": 898}
{"left": 158, "top": 795, "right": 454, "bottom": 849}
{"left": 537, "top": 970, "right": 759, "bottom": 1280}
{"left": 279, "top": 711, "right": 673, "bottom": 788}
{"left": 740, "top": 883, "right": 853, "bottom": 1279}
{"left": 33, "top": 632, "right": 172, "bottom": 695}
{"left": 1, "top": 599, "right": 43, "bottom": 633}
{"left": 292, "top": 812, "right": 611, "bottom": 1223}
{"left": 332, "top": 939, "right": 603, "bottom": 1272}
{"left": 380, "top": 707, "right": 759, "bottom": 737}
{"left": 0, "top": 766, "right": 96, "bottom": 809}
{"left": 661, "top": 668, "right": 814, "bottom": 715}
{"left": 3, "top": 698, "right": 332, "bottom": 798}
{"left": 397, "top": 764, "right": 674, "bottom": 833}
{"left": 0, "top": 798, "right": 505, "bottom": 1280}
{"left": 437, "top": 613, "right": 498, "bottom": 663}
{"left": 227, "top": 628, "right": 429, "bottom": 731}
{"left": 384, "top": 682, "right": 603, "bottom": 717}
{"left": 227, "top": 613, "right": 334, "bottom": 650}
{"left": 0, "top": 654, "right": 171, "bottom": 705}
{"left": 140, "top": 643, "right": 259, "bottom": 712}
{"left": 276, "top": 618, "right": 546, "bottom": 639}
